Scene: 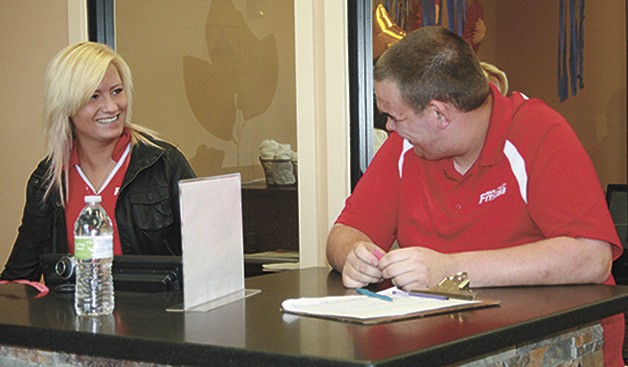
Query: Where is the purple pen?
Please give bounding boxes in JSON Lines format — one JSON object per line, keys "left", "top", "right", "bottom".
{"left": 392, "top": 290, "right": 449, "bottom": 300}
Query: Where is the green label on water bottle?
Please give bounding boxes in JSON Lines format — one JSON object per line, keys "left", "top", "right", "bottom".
{"left": 74, "top": 235, "right": 113, "bottom": 259}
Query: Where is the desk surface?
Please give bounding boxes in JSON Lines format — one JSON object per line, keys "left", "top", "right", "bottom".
{"left": 0, "top": 267, "right": 627, "bottom": 366}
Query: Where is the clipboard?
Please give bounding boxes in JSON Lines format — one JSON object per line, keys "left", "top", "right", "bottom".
{"left": 280, "top": 272, "right": 500, "bottom": 325}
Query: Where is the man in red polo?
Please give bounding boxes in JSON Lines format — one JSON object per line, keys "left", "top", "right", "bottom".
{"left": 326, "top": 27, "right": 623, "bottom": 366}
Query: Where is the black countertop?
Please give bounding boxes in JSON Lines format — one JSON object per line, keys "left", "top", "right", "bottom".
{"left": 1, "top": 267, "right": 627, "bottom": 366}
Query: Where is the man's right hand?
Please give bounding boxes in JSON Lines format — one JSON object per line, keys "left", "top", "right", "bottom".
{"left": 341, "top": 241, "right": 385, "bottom": 288}
{"left": 326, "top": 224, "right": 388, "bottom": 288}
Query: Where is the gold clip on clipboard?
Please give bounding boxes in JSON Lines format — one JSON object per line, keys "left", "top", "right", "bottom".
{"left": 409, "top": 272, "right": 477, "bottom": 300}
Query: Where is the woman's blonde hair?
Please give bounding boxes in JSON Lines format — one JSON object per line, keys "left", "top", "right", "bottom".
{"left": 42, "top": 41, "right": 155, "bottom": 202}
{"left": 480, "top": 62, "right": 509, "bottom": 96}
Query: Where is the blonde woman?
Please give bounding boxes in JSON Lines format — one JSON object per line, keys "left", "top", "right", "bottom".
{"left": 1, "top": 42, "right": 195, "bottom": 281}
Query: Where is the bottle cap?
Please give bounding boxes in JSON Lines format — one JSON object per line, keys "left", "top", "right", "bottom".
{"left": 84, "top": 195, "right": 102, "bottom": 203}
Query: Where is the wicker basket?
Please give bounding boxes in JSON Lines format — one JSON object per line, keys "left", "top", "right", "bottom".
{"left": 260, "top": 158, "right": 297, "bottom": 185}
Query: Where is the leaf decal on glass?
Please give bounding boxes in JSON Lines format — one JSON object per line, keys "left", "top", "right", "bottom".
{"left": 183, "top": 0, "right": 279, "bottom": 145}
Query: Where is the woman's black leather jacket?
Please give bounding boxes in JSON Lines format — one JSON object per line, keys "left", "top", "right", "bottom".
{"left": 0, "top": 135, "right": 196, "bottom": 280}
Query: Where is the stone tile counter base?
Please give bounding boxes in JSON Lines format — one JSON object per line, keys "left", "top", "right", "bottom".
{"left": 0, "top": 322, "right": 603, "bottom": 367}
{"left": 458, "top": 323, "right": 603, "bottom": 367}
{"left": 0, "top": 344, "right": 177, "bottom": 367}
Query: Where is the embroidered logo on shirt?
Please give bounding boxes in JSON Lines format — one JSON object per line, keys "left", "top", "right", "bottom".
{"left": 478, "top": 183, "right": 507, "bottom": 204}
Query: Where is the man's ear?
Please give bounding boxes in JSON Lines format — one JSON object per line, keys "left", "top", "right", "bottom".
{"left": 428, "top": 101, "right": 452, "bottom": 129}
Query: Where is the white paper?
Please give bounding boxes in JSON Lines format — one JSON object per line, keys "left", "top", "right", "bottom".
{"left": 178, "top": 174, "right": 246, "bottom": 311}
{"left": 281, "top": 287, "right": 479, "bottom": 320}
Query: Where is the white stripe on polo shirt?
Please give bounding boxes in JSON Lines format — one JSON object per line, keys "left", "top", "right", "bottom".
{"left": 76, "top": 143, "right": 131, "bottom": 195}
{"left": 398, "top": 139, "right": 413, "bottom": 178}
{"left": 503, "top": 140, "right": 528, "bottom": 204}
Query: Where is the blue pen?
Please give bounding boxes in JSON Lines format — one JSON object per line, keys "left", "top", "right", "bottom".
{"left": 356, "top": 288, "right": 393, "bottom": 302}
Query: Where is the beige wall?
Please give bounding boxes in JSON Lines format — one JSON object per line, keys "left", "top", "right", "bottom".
{"left": 295, "top": 1, "right": 351, "bottom": 267}
{"left": 477, "top": 0, "right": 627, "bottom": 189}
{"left": 0, "top": 1, "right": 70, "bottom": 267}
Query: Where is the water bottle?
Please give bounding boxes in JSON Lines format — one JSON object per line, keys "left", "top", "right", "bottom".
{"left": 74, "top": 195, "right": 114, "bottom": 316}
